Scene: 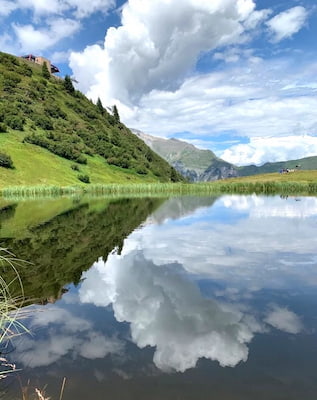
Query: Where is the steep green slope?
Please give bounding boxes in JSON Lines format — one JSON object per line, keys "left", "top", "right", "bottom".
{"left": 238, "top": 156, "right": 317, "bottom": 176}
{"left": 0, "top": 52, "right": 184, "bottom": 188}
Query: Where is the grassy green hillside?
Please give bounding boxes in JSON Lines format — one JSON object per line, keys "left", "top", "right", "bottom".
{"left": 207, "top": 170, "right": 317, "bottom": 195}
{"left": 238, "top": 156, "right": 317, "bottom": 176}
{"left": 223, "top": 170, "right": 317, "bottom": 183}
{"left": 0, "top": 52, "right": 184, "bottom": 188}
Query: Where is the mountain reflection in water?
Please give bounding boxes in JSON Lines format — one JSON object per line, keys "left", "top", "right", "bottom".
{"left": 2, "top": 195, "right": 317, "bottom": 400}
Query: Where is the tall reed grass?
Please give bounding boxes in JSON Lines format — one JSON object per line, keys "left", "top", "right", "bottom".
{"left": 1, "top": 181, "right": 317, "bottom": 199}
{"left": 0, "top": 248, "right": 27, "bottom": 380}
{"left": 0, "top": 248, "right": 64, "bottom": 399}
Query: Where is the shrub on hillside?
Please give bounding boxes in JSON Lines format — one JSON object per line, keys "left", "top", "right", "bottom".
{"left": 24, "top": 134, "right": 87, "bottom": 164}
{"left": 135, "top": 166, "right": 148, "bottom": 175}
{"left": 32, "top": 115, "right": 53, "bottom": 130}
{"left": 4, "top": 115, "right": 24, "bottom": 130}
{"left": 18, "top": 62, "right": 32, "bottom": 77}
{"left": 78, "top": 174, "right": 90, "bottom": 183}
{"left": 0, "top": 53, "right": 19, "bottom": 69}
{"left": 44, "top": 104, "right": 67, "bottom": 119}
{"left": 30, "top": 80, "right": 46, "bottom": 100}
{"left": 0, "top": 152, "right": 14, "bottom": 169}
{"left": 71, "top": 164, "right": 80, "bottom": 171}
{"left": 40, "top": 78, "right": 48, "bottom": 87}
{"left": 14, "top": 101, "right": 32, "bottom": 116}
{"left": 2, "top": 71, "right": 21, "bottom": 92}
{"left": 76, "top": 154, "right": 87, "bottom": 164}
{"left": 107, "top": 156, "right": 131, "bottom": 169}
{"left": 0, "top": 123, "right": 7, "bottom": 133}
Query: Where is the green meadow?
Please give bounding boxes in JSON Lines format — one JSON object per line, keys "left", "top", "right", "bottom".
{"left": 0, "top": 131, "right": 161, "bottom": 188}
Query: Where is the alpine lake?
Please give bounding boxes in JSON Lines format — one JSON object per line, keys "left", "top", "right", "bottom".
{"left": 1, "top": 193, "right": 317, "bottom": 400}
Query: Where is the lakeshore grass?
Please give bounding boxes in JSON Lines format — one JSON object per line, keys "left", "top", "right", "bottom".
{"left": 0, "top": 248, "right": 29, "bottom": 382}
{"left": 0, "top": 248, "right": 26, "bottom": 342}
{"left": 1, "top": 170, "right": 317, "bottom": 198}
{"left": 0, "top": 247, "right": 65, "bottom": 399}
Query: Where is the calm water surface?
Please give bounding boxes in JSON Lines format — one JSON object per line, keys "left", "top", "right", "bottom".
{"left": 1, "top": 194, "right": 317, "bottom": 399}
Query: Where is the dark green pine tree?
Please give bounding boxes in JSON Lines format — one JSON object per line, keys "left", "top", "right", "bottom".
{"left": 96, "top": 97, "right": 104, "bottom": 114}
{"left": 64, "top": 75, "right": 75, "bottom": 94}
{"left": 170, "top": 167, "right": 179, "bottom": 182}
{"left": 42, "top": 62, "right": 50, "bottom": 79}
{"left": 112, "top": 105, "right": 120, "bottom": 123}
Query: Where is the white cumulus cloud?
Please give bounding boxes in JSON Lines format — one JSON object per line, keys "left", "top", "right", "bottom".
{"left": 5, "top": 0, "right": 115, "bottom": 18}
{"left": 127, "top": 58, "right": 317, "bottom": 142}
{"left": 221, "top": 135, "right": 317, "bottom": 166}
{"left": 0, "top": 0, "right": 17, "bottom": 16}
{"left": 66, "top": 0, "right": 316, "bottom": 164}
{"left": 70, "top": 0, "right": 262, "bottom": 104}
{"left": 266, "top": 6, "right": 308, "bottom": 42}
{"left": 64, "top": 0, "right": 115, "bottom": 18}
{"left": 13, "top": 18, "right": 81, "bottom": 53}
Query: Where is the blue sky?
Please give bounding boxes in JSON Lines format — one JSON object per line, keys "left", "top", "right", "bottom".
{"left": 1, "top": 0, "right": 317, "bottom": 165}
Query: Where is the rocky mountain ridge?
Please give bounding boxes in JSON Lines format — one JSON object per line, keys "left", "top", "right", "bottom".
{"left": 132, "top": 129, "right": 238, "bottom": 181}
{"left": 132, "top": 129, "right": 317, "bottom": 181}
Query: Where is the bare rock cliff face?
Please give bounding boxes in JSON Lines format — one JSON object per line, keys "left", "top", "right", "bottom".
{"left": 172, "top": 160, "right": 238, "bottom": 182}
{"left": 200, "top": 164, "right": 238, "bottom": 181}
{"left": 171, "top": 161, "right": 200, "bottom": 182}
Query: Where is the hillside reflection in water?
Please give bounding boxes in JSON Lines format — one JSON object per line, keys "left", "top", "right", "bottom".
{"left": 3, "top": 195, "right": 317, "bottom": 400}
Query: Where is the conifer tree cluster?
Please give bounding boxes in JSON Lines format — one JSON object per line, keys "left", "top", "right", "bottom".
{"left": 41, "top": 62, "right": 50, "bottom": 79}
{"left": 97, "top": 97, "right": 104, "bottom": 114}
{"left": 112, "top": 105, "right": 120, "bottom": 123}
{"left": 64, "top": 75, "right": 75, "bottom": 94}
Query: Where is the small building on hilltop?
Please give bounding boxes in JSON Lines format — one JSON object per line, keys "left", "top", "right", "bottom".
{"left": 21, "top": 54, "right": 60, "bottom": 74}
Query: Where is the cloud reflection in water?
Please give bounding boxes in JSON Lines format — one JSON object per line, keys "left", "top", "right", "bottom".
{"left": 15, "top": 307, "right": 124, "bottom": 368}
{"left": 78, "top": 195, "right": 312, "bottom": 372}
{"left": 79, "top": 251, "right": 263, "bottom": 372}
{"left": 15, "top": 195, "right": 312, "bottom": 373}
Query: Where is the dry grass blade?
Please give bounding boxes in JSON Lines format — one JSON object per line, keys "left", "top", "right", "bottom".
{"left": 35, "top": 388, "right": 51, "bottom": 400}
{"left": 59, "top": 377, "right": 66, "bottom": 400}
{"left": 0, "top": 247, "right": 30, "bottom": 380}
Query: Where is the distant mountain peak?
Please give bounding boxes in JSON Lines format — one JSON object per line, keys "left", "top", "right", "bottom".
{"left": 131, "top": 129, "right": 238, "bottom": 181}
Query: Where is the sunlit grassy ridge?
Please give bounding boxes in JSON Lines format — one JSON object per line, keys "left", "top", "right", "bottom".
{"left": 238, "top": 156, "right": 317, "bottom": 176}
{"left": 0, "top": 52, "right": 184, "bottom": 188}
{"left": 224, "top": 170, "right": 317, "bottom": 183}
{"left": 210, "top": 170, "right": 317, "bottom": 194}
